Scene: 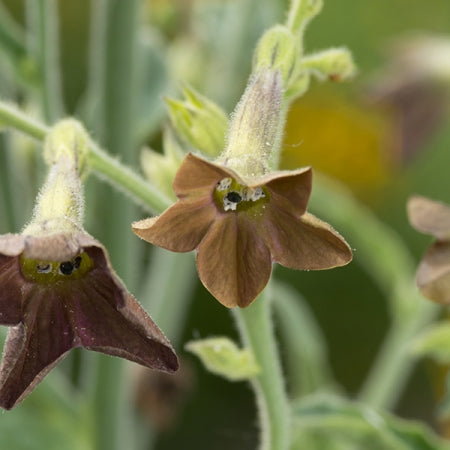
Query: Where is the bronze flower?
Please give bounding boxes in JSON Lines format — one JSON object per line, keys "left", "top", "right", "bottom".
{"left": 0, "top": 231, "right": 178, "bottom": 410}
{"left": 408, "top": 195, "right": 450, "bottom": 303}
{"left": 133, "top": 153, "right": 352, "bottom": 308}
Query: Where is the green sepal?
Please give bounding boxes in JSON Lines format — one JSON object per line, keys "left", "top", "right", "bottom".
{"left": 165, "top": 84, "right": 228, "bottom": 157}
{"left": 301, "top": 48, "right": 357, "bottom": 82}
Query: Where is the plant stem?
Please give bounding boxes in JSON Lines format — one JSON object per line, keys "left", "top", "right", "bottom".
{"left": 28, "top": 0, "right": 65, "bottom": 122}
{"left": 358, "top": 299, "right": 437, "bottom": 409}
{"left": 310, "top": 176, "right": 439, "bottom": 410}
{"left": 0, "top": 102, "right": 48, "bottom": 139}
{"left": 272, "top": 280, "right": 334, "bottom": 398}
{"left": 0, "top": 102, "right": 171, "bottom": 214}
{"left": 232, "top": 288, "right": 290, "bottom": 450}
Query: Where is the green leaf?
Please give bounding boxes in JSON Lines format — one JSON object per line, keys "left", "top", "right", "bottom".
{"left": 412, "top": 322, "right": 450, "bottom": 364}
{"left": 291, "top": 393, "right": 450, "bottom": 450}
{"left": 185, "top": 337, "right": 260, "bottom": 381}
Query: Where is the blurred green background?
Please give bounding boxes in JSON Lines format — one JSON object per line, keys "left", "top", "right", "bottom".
{"left": 0, "top": 0, "right": 450, "bottom": 449}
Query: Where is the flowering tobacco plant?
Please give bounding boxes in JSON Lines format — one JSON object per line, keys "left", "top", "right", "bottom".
{"left": 0, "top": 122, "right": 177, "bottom": 410}
{"left": 133, "top": 70, "right": 352, "bottom": 308}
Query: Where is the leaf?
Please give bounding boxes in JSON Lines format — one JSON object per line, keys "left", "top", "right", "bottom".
{"left": 185, "top": 337, "right": 260, "bottom": 381}
{"left": 291, "top": 393, "right": 450, "bottom": 450}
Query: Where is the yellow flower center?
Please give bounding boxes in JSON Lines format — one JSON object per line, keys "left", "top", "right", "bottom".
{"left": 214, "top": 177, "right": 270, "bottom": 215}
{"left": 20, "top": 251, "right": 94, "bottom": 284}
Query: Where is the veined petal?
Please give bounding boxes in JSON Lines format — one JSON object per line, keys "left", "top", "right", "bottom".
{"left": 70, "top": 258, "right": 178, "bottom": 372}
{"left": 0, "top": 287, "right": 75, "bottom": 410}
{"left": 261, "top": 208, "right": 352, "bottom": 270}
{"left": 173, "top": 153, "right": 233, "bottom": 198}
{"left": 197, "top": 214, "right": 272, "bottom": 308}
{"left": 260, "top": 166, "right": 312, "bottom": 217}
{"left": 0, "top": 256, "right": 22, "bottom": 325}
{"left": 416, "top": 241, "right": 450, "bottom": 304}
{"left": 408, "top": 195, "right": 450, "bottom": 240}
{"left": 133, "top": 196, "right": 216, "bottom": 252}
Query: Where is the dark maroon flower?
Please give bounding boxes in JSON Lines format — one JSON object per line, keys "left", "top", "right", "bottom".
{"left": 0, "top": 231, "right": 178, "bottom": 410}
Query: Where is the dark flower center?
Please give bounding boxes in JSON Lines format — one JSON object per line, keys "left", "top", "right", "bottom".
{"left": 225, "top": 191, "right": 242, "bottom": 204}
{"left": 59, "top": 256, "right": 82, "bottom": 275}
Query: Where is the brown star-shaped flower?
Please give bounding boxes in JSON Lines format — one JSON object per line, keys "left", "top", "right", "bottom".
{"left": 133, "top": 153, "right": 352, "bottom": 308}
{"left": 0, "top": 231, "right": 178, "bottom": 410}
{"left": 408, "top": 195, "right": 450, "bottom": 303}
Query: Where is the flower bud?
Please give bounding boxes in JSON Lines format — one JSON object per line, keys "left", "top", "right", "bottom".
{"left": 286, "top": 0, "right": 323, "bottom": 34}
{"left": 165, "top": 84, "right": 228, "bottom": 157}
{"left": 253, "top": 25, "right": 301, "bottom": 87}
{"left": 301, "top": 47, "right": 357, "bottom": 81}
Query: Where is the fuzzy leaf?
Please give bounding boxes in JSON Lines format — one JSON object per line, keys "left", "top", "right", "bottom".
{"left": 185, "top": 337, "right": 260, "bottom": 381}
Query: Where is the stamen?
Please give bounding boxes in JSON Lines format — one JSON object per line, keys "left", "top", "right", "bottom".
{"left": 217, "top": 178, "right": 232, "bottom": 191}
{"left": 36, "top": 263, "right": 52, "bottom": 274}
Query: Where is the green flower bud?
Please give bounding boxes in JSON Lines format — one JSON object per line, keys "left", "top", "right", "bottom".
{"left": 301, "top": 47, "right": 357, "bottom": 81}
{"left": 185, "top": 337, "right": 260, "bottom": 381}
{"left": 286, "top": 0, "right": 323, "bottom": 34}
{"left": 140, "top": 129, "right": 185, "bottom": 200}
{"left": 43, "top": 119, "right": 90, "bottom": 176}
{"left": 253, "top": 25, "right": 301, "bottom": 87}
{"left": 165, "top": 84, "right": 228, "bottom": 157}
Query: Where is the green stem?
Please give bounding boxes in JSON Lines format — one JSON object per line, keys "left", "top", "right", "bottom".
{"left": 28, "top": 0, "right": 65, "bottom": 122}
{"left": 88, "top": 144, "right": 171, "bottom": 213}
{"left": 0, "top": 3, "right": 27, "bottom": 60}
{"left": 0, "top": 102, "right": 171, "bottom": 214}
{"left": 310, "top": 176, "right": 439, "bottom": 410}
{"left": 272, "top": 280, "right": 334, "bottom": 398}
{"left": 233, "top": 288, "right": 290, "bottom": 450}
{"left": 0, "top": 102, "right": 48, "bottom": 139}
{"left": 358, "top": 299, "right": 437, "bottom": 409}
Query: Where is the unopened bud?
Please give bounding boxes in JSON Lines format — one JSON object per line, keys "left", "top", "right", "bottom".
{"left": 301, "top": 47, "right": 357, "bottom": 82}
{"left": 165, "top": 85, "right": 228, "bottom": 157}
{"left": 286, "top": 0, "right": 323, "bottom": 34}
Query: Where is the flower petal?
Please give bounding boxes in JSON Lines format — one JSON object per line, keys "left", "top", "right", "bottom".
{"left": 260, "top": 208, "right": 352, "bottom": 270}
{"left": 132, "top": 197, "right": 216, "bottom": 252}
{"left": 0, "top": 256, "right": 22, "bottom": 325}
{"left": 416, "top": 241, "right": 450, "bottom": 304}
{"left": 197, "top": 214, "right": 272, "bottom": 308}
{"left": 69, "top": 258, "right": 178, "bottom": 372}
{"left": 263, "top": 167, "right": 312, "bottom": 218}
{"left": 173, "top": 153, "right": 232, "bottom": 198}
{"left": 0, "top": 287, "right": 75, "bottom": 409}
{"left": 408, "top": 195, "right": 450, "bottom": 240}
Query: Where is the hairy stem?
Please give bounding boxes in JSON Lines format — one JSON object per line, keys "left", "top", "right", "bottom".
{"left": 233, "top": 289, "right": 290, "bottom": 450}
